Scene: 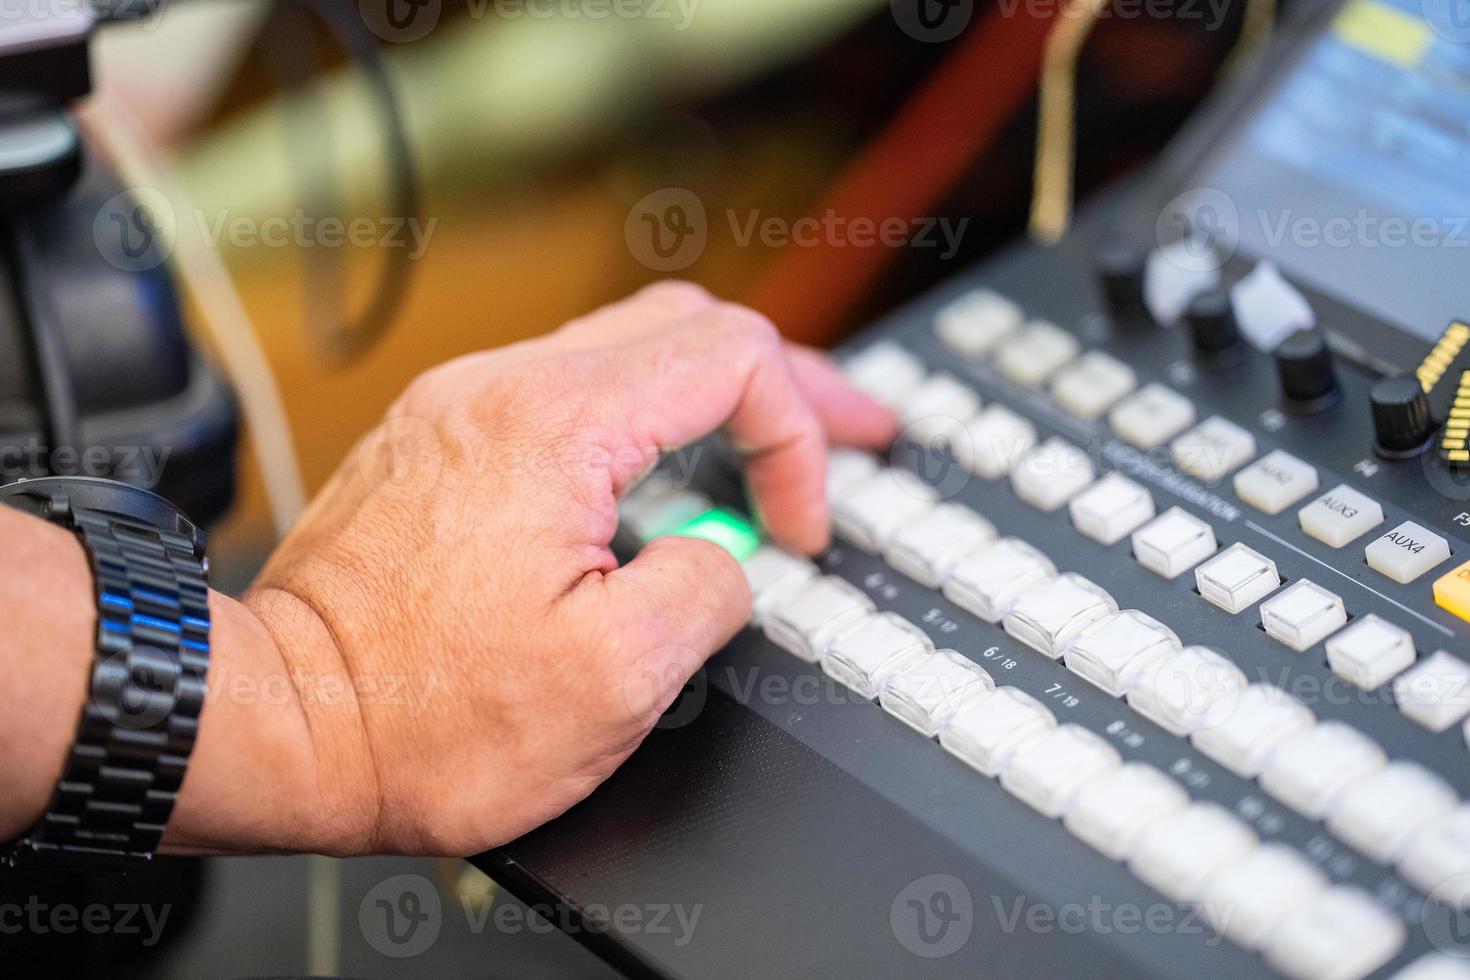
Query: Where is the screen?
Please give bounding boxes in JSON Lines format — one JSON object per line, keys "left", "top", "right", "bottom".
{"left": 1204, "top": 0, "right": 1470, "bottom": 342}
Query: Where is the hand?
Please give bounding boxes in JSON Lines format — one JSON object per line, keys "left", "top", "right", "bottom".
{"left": 170, "top": 282, "right": 895, "bottom": 856}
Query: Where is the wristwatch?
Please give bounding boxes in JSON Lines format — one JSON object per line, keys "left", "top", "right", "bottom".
{"left": 0, "top": 476, "right": 211, "bottom": 871}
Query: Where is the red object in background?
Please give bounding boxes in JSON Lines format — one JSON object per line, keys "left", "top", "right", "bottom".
{"left": 748, "top": 6, "right": 1060, "bottom": 347}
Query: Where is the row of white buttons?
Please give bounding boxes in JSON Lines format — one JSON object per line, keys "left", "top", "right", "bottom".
{"left": 829, "top": 441, "right": 1470, "bottom": 734}
{"left": 744, "top": 558, "right": 996, "bottom": 729}
{"left": 931, "top": 290, "right": 1162, "bottom": 431}
{"left": 847, "top": 336, "right": 1451, "bottom": 594}
{"left": 836, "top": 343, "right": 1340, "bottom": 652}
{"left": 929, "top": 299, "right": 1457, "bottom": 587}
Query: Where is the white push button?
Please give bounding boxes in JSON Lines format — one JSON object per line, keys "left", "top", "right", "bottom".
{"left": 883, "top": 503, "right": 996, "bottom": 588}
{"left": 943, "top": 537, "right": 1056, "bottom": 623}
{"left": 1205, "top": 846, "right": 1334, "bottom": 952}
{"left": 1260, "top": 579, "right": 1348, "bottom": 651}
{"left": 897, "top": 373, "right": 980, "bottom": 445}
{"left": 1392, "top": 955, "right": 1470, "bottom": 980}
{"left": 1194, "top": 542, "right": 1281, "bottom": 614}
{"left": 1259, "top": 721, "right": 1386, "bottom": 819}
{"left": 1398, "top": 805, "right": 1470, "bottom": 907}
{"left": 1263, "top": 887, "right": 1405, "bottom": 980}
{"left": 1127, "top": 802, "right": 1258, "bottom": 902}
{"left": 1011, "top": 437, "right": 1095, "bottom": 511}
{"left": 1144, "top": 238, "right": 1222, "bottom": 326}
{"left": 1325, "top": 614, "right": 1416, "bottom": 690}
{"left": 1064, "top": 610, "right": 1180, "bottom": 697}
{"left": 1234, "top": 449, "right": 1320, "bottom": 515}
{"left": 1327, "top": 761, "right": 1458, "bottom": 864}
{"left": 742, "top": 545, "right": 818, "bottom": 623}
{"left": 1064, "top": 763, "right": 1188, "bottom": 860}
{"left": 1233, "top": 261, "right": 1317, "bottom": 352}
{"left": 934, "top": 288, "right": 1023, "bottom": 356}
{"left": 1172, "top": 415, "right": 1257, "bottom": 482}
{"left": 1298, "top": 484, "right": 1384, "bottom": 548}
{"left": 995, "top": 320, "right": 1079, "bottom": 386}
{"left": 1365, "top": 520, "right": 1452, "bottom": 584}
{"left": 940, "top": 686, "right": 1056, "bottom": 777}
{"left": 842, "top": 341, "right": 926, "bottom": 407}
{"left": 954, "top": 404, "right": 1037, "bottom": 479}
{"left": 1050, "top": 350, "right": 1136, "bottom": 419}
{"left": 763, "top": 576, "right": 875, "bottom": 663}
{"left": 1003, "top": 573, "right": 1117, "bottom": 659}
{"left": 880, "top": 649, "right": 994, "bottom": 737}
{"left": 1000, "top": 724, "right": 1122, "bottom": 818}
{"left": 1394, "top": 650, "right": 1470, "bottom": 732}
{"left": 619, "top": 477, "right": 710, "bottom": 541}
{"left": 821, "top": 612, "right": 932, "bottom": 700}
{"left": 1127, "top": 644, "right": 1246, "bottom": 737}
{"left": 1109, "top": 383, "right": 1196, "bottom": 449}
{"left": 1200, "top": 843, "right": 1328, "bottom": 950}
{"left": 827, "top": 450, "right": 879, "bottom": 500}
{"left": 1131, "top": 506, "right": 1217, "bottom": 578}
{"left": 1190, "top": 684, "right": 1314, "bottom": 778}
{"left": 1069, "top": 472, "right": 1155, "bottom": 545}
{"left": 832, "top": 468, "right": 938, "bottom": 552}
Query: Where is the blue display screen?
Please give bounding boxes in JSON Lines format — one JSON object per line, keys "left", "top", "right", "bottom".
{"left": 1206, "top": 0, "right": 1470, "bottom": 340}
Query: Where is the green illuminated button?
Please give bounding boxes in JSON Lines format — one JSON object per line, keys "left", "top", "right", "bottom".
{"left": 668, "top": 508, "right": 762, "bottom": 561}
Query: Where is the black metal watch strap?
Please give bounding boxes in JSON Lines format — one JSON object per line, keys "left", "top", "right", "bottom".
{"left": 3, "top": 480, "right": 211, "bottom": 871}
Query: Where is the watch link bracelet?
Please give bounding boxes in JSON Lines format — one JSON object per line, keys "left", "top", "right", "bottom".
{"left": 0, "top": 476, "right": 211, "bottom": 871}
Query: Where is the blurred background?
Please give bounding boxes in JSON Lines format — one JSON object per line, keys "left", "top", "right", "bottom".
{"left": 7, "top": 0, "right": 1278, "bottom": 974}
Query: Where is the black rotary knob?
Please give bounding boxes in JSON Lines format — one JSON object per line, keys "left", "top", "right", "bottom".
{"left": 1186, "top": 288, "right": 1241, "bottom": 356}
{"left": 1372, "top": 375, "right": 1434, "bottom": 457}
{"left": 1275, "top": 329, "right": 1340, "bottom": 412}
{"left": 1094, "top": 238, "right": 1147, "bottom": 319}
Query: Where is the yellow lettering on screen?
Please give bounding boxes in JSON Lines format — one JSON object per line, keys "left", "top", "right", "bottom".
{"left": 1333, "top": 0, "right": 1433, "bottom": 68}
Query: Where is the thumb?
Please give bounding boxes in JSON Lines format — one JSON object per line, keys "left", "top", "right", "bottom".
{"left": 573, "top": 535, "right": 751, "bottom": 727}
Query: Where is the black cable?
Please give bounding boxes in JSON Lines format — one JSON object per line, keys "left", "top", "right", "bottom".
{"left": 94, "top": 0, "right": 423, "bottom": 366}
{"left": 278, "top": 0, "right": 422, "bottom": 365}
{"left": 6, "top": 215, "right": 81, "bottom": 464}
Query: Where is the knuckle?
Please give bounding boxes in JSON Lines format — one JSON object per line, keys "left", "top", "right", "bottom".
{"left": 640, "top": 279, "right": 714, "bottom": 311}
{"left": 713, "top": 304, "right": 782, "bottom": 354}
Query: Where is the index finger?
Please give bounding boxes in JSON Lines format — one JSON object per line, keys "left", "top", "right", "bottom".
{"left": 593, "top": 304, "right": 831, "bottom": 554}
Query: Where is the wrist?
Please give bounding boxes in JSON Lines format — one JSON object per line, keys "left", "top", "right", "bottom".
{"left": 0, "top": 508, "right": 93, "bottom": 844}
{"left": 163, "top": 590, "right": 377, "bottom": 855}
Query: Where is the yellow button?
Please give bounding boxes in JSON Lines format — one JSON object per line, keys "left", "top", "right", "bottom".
{"left": 1432, "top": 560, "right": 1470, "bottom": 622}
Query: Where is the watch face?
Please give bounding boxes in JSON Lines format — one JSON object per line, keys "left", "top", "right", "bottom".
{"left": 0, "top": 476, "right": 202, "bottom": 553}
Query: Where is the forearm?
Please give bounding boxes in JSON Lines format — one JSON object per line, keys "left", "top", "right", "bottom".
{"left": 0, "top": 507, "right": 357, "bottom": 856}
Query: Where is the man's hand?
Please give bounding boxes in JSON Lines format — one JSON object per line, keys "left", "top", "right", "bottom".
{"left": 169, "top": 283, "right": 895, "bottom": 856}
